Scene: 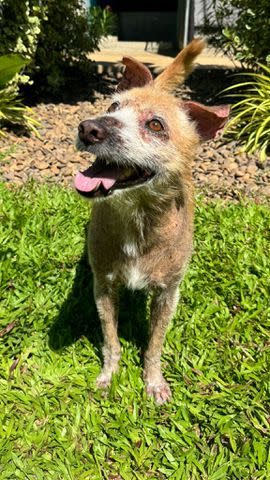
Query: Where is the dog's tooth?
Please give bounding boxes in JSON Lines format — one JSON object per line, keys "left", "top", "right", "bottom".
{"left": 118, "top": 167, "right": 135, "bottom": 181}
{"left": 93, "top": 183, "right": 101, "bottom": 192}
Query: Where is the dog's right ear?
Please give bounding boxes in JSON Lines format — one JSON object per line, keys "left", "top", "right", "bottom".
{"left": 116, "top": 57, "right": 153, "bottom": 92}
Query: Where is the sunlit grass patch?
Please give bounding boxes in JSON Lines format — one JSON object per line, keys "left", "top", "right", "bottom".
{"left": 0, "top": 182, "right": 270, "bottom": 479}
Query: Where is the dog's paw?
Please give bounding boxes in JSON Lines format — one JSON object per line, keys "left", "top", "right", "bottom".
{"left": 146, "top": 379, "right": 172, "bottom": 405}
{"left": 96, "top": 372, "right": 112, "bottom": 389}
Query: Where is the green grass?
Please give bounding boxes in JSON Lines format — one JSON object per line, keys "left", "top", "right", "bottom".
{"left": 0, "top": 181, "right": 270, "bottom": 480}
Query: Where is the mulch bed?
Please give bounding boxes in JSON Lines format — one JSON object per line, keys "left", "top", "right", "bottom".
{"left": 0, "top": 68, "right": 269, "bottom": 201}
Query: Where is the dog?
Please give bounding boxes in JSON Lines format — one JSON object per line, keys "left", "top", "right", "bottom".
{"left": 75, "top": 38, "right": 229, "bottom": 404}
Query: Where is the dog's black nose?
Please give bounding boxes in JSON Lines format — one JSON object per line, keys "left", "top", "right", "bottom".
{"left": 78, "top": 120, "right": 107, "bottom": 145}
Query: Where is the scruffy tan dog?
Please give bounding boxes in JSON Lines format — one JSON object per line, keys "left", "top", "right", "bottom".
{"left": 75, "top": 39, "right": 229, "bottom": 404}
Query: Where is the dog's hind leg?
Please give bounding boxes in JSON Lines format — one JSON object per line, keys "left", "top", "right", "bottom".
{"left": 144, "top": 284, "right": 179, "bottom": 404}
{"left": 94, "top": 278, "right": 121, "bottom": 389}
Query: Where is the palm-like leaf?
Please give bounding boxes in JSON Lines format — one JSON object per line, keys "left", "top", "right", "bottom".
{"left": 224, "top": 64, "right": 270, "bottom": 161}
{"left": 0, "top": 55, "right": 39, "bottom": 136}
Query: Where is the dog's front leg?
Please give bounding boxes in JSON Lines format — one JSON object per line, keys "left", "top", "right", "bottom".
{"left": 144, "top": 284, "right": 179, "bottom": 404}
{"left": 94, "top": 278, "right": 121, "bottom": 389}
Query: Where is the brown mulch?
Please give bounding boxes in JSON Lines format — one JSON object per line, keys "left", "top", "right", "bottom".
{"left": 0, "top": 77, "right": 270, "bottom": 201}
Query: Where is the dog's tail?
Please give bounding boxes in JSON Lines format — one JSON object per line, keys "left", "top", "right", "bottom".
{"left": 154, "top": 38, "right": 205, "bottom": 93}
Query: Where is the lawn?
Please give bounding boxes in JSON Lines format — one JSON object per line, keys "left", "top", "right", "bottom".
{"left": 0, "top": 181, "right": 270, "bottom": 479}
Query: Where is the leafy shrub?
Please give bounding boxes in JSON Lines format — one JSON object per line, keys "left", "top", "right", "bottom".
{"left": 0, "top": 54, "right": 39, "bottom": 136}
{"left": 33, "top": 0, "right": 95, "bottom": 90}
{"left": 224, "top": 64, "right": 270, "bottom": 160}
{"left": 0, "top": 0, "right": 111, "bottom": 92}
{"left": 0, "top": 0, "right": 46, "bottom": 86}
{"left": 201, "top": 0, "right": 270, "bottom": 66}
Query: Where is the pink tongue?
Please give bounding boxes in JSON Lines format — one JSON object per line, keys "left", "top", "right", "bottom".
{"left": 75, "top": 172, "right": 116, "bottom": 192}
{"left": 74, "top": 163, "right": 121, "bottom": 193}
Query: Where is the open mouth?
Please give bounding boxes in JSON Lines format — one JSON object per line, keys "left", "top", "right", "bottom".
{"left": 74, "top": 158, "right": 155, "bottom": 198}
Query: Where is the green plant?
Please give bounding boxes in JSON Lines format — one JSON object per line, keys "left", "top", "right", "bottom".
{"left": 224, "top": 64, "right": 270, "bottom": 161}
{"left": 33, "top": 0, "right": 96, "bottom": 90}
{"left": 0, "top": 54, "right": 39, "bottom": 135}
{"left": 0, "top": 87, "right": 39, "bottom": 136}
{"left": 0, "top": 54, "right": 29, "bottom": 87}
{"left": 200, "top": 0, "right": 270, "bottom": 66}
{"left": 88, "top": 6, "right": 117, "bottom": 40}
{"left": 0, "top": 0, "right": 108, "bottom": 92}
{"left": 0, "top": 0, "right": 46, "bottom": 87}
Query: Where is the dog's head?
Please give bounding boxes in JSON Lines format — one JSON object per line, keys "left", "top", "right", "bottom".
{"left": 75, "top": 39, "right": 229, "bottom": 199}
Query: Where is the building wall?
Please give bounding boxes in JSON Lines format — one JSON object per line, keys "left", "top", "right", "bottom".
{"left": 194, "top": 0, "right": 214, "bottom": 27}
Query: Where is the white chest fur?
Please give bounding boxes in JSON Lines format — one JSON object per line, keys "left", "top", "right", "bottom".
{"left": 122, "top": 242, "right": 147, "bottom": 290}
{"left": 122, "top": 241, "right": 138, "bottom": 258}
{"left": 125, "top": 264, "right": 148, "bottom": 290}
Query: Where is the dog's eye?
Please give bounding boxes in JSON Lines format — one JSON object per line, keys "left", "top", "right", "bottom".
{"left": 146, "top": 119, "right": 164, "bottom": 132}
{"left": 107, "top": 102, "right": 120, "bottom": 113}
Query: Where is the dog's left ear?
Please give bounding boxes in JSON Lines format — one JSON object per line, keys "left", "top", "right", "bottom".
{"left": 116, "top": 56, "right": 153, "bottom": 92}
{"left": 182, "top": 101, "right": 230, "bottom": 140}
{"left": 154, "top": 38, "right": 205, "bottom": 92}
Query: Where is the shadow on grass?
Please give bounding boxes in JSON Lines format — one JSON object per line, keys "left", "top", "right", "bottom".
{"left": 48, "top": 232, "right": 149, "bottom": 359}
